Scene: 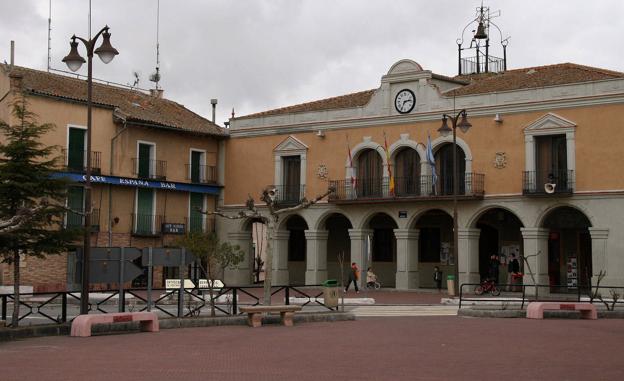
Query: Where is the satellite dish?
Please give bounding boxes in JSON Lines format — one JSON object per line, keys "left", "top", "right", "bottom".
{"left": 544, "top": 183, "right": 557, "bottom": 194}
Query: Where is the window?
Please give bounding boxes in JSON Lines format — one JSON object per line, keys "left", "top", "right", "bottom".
{"left": 66, "top": 186, "right": 84, "bottom": 228}
{"left": 357, "top": 149, "right": 383, "bottom": 197}
{"left": 190, "top": 150, "right": 205, "bottom": 183}
{"left": 535, "top": 134, "right": 568, "bottom": 190}
{"left": 67, "top": 127, "right": 86, "bottom": 171}
{"left": 435, "top": 144, "right": 466, "bottom": 195}
{"left": 189, "top": 192, "right": 205, "bottom": 233}
{"left": 137, "top": 143, "right": 154, "bottom": 179}
{"left": 135, "top": 188, "right": 155, "bottom": 235}
{"left": 395, "top": 148, "right": 420, "bottom": 196}
{"left": 282, "top": 155, "right": 301, "bottom": 203}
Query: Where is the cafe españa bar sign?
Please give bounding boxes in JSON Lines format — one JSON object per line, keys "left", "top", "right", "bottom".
{"left": 54, "top": 172, "right": 221, "bottom": 195}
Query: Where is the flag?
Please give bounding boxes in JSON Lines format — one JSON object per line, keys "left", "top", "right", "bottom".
{"left": 426, "top": 133, "right": 437, "bottom": 192}
{"left": 383, "top": 132, "right": 395, "bottom": 196}
{"left": 347, "top": 136, "right": 357, "bottom": 198}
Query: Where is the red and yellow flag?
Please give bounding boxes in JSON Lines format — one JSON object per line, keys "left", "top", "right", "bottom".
{"left": 383, "top": 132, "right": 395, "bottom": 196}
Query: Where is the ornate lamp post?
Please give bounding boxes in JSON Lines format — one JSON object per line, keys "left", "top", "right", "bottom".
{"left": 438, "top": 109, "right": 471, "bottom": 295}
{"left": 63, "top": 26, "right": 119, "bottom": 315}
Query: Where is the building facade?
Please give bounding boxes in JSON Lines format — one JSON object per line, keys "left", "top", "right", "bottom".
{"left": 0, "top": 65, "right": 227, "bottom": 291}
{"left": 219, "top": 59, "right": 624, "bottom": 291}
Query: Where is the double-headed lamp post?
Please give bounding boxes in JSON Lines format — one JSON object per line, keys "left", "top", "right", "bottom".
{"left": 437, "top": 110, "right": 471, "bottom": 295}
{"left": 63, "top": 26, "right": 119, "bottom": 315}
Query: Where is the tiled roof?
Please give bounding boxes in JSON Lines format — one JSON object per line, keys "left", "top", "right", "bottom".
{"left": 4, "top": 65, "right": 227, "bottom": 137}
{"left": 236, "top": 89, "right": 376, "bottom": 119}
{"left": 446, "top": 63, "right": 624, "bottom": 96}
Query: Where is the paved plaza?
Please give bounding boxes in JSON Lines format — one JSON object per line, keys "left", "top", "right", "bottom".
{"left": 1, "top": 315, "right": 623, "bottom": 381}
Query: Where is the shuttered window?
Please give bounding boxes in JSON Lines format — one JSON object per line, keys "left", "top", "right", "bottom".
{"left": 67, "top": 128, "right": 85, "bottom": 171}
{"left": 189, "top": 192, "right": 205, "bottom": 232}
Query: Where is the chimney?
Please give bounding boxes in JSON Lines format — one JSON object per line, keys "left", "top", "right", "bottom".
{"left": 210, "top": 98, "right": 218, "bottom": 124}
{"left": 10, "top": 40, "right": 15, "bottom": 68}
{"left": 149, "top": 88, "right": 164, "bottom": 98}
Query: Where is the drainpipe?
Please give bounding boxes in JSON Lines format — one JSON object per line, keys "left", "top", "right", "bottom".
{"left": 108, "top": 108, "right": 129, "bottom": 246}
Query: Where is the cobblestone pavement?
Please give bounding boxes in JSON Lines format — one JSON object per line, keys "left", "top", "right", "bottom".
{"left": 2, "top": 316, "right": 623, "bottom": 381}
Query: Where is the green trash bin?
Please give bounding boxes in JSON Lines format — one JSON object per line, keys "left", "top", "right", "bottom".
{"left": 322, "top": 279, "right": 339, "bottom": 308}
{"left": 446, "top": 275, "right": 455, "bottom": 297}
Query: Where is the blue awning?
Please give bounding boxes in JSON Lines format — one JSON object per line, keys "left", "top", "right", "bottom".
{"left": 54, "top": 172, "right": 221, "bottom": 195}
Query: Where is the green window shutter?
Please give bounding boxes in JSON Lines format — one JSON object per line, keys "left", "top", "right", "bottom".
{"left": 68, "top": 128, "right": 85, "bottom": 171}
{"left": 67, "top": 186, "right": 84, "bottom": 228}
{"left": 191, "top": 151, "right": 202, "bottom": 183}
{"left": 136, "top": 188, "right": 154, "bottom": 234}
{"left": 138, "top": 144, "right": 152, "bottom": 178}
{"left": 189, "top": 192, "right": 204, "bottom": 232}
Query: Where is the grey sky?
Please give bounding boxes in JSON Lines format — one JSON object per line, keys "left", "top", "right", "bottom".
{"left": 1, "top": 1, "right": 623, "bottom": 125}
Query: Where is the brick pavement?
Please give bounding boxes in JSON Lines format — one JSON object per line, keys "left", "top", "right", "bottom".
{"left": 1, "top": 316, "right": 623, "bottom": 381}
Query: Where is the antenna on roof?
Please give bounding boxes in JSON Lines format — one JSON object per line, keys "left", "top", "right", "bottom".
{"left": 47, "top": 0, "right": 52, "bottom": 72}
{"left": 149, "top": 0, "right": 162, "bottom": 89}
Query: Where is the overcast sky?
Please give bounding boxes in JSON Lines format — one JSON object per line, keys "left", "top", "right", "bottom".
{"left": 1, "top": 1, "right": 623, "bottom": 125}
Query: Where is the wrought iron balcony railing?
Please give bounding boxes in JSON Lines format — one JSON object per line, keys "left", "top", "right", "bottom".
{"left": 270, "top": 184, "right": 306, "bottom": 206}
{"left": 131, "top": 214, "right": 163, "bottom": 236}
{"left": 61, "top": 149, "right": 101, "bottom": 174}
{"left": 131, "top": 158, "right": 167, "bottom": 180}
{"left": 328, "top": 173, "right": 485, "bottom": 202}
{"left": 523, "top": 169, "right": 574, "bottom": 196}
{"left": 65, "top": 208, "right": 100, "bottom": 231}
{"left": 185, "top": 164, "right": 217, "bottom": 184}
{"left": 460, "top": 55, "right": 505, "bottom": 74}
{"left": 185, "top": 215, "right": 216, "bottom": 234}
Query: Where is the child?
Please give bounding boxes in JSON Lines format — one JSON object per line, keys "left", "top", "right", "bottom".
{"left": 433, "top": 266, "right": 443, "bottom": 292}
{"left": 366, "top": 267, "right": 377, "bottom": 289}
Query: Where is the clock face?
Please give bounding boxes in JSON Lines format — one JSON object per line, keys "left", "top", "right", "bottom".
{"left": 394, "top": 89, "right": 415, "bottom": 114}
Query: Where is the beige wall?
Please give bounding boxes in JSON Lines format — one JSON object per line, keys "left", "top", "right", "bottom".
{"left": 224, "top": 103, "right": 624, "bottom": 205}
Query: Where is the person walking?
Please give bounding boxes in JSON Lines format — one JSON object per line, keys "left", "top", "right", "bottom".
{"left": 507, "top": 253, "right": 520, "bottom": 291}
{"left": 433, "top": 266, "right": 443, "bottom": 292}
{"left": 345, "top": 262, "right": 360, "bottom": 293}
{"left": 488, "top": 254, "right": 500, "bottom": 284}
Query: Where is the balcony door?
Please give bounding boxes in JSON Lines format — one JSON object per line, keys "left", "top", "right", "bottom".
{"left": 136, "top": 188, "right": 155, "bottom": 234}
{"left": 190, "top": 150, "right": 205, "bottom": 183}
{"left": 67, "top": 127, "right": 86, "bottom": 171}
{"left": 138, "top": 143, "right": 154, "bottom": 179}
{"left": 282, "top": 155, "right": 301, "bottom": 203}
{"left": 66, "top": 186, "right": 84, "bottom": 228}
{"left": 436, "top": 144, "right": 466, "bottom": 195}
{"left": 395, "top": 148, "right": 420, "bottom": 196}
{"left": 357, "top": 149, "right": 382, "bottom": 197}
{"left": 535, "top": 135, "right": 567, "bottom": 191}
{"left": 189, "top": 192, "right": 205, "bottom": 233}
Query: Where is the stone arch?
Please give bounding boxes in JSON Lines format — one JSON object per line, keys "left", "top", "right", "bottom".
{"left": 315, "top": 210, "right": 354, "bottom": 230}
{"left": 430, "top": 135, "right": 473, "bottom": 174}
{"left": 387, "top": 59, "right": 424, "bottom": 75}
{"left": 358, "top": 208, "right": 400, "bottom": 229}
{"left": 388, "top": 134, "right": 426, "bottom": 162}
{"left": 407, "top": 207, "right": 453, "bottom": 229}
{"left": 536, "top": 203, "right": 594, "bottom": 228}
{"left": 277, "top": 213, "right": 312, "bottom": 231}
{"left": 344, "top": 137, "right": 388, "bottom": 180}
{"left": 467, "top": 205, "right": 527, "bottom": 229}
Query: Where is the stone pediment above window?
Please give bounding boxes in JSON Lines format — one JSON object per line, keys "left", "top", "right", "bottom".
{"left": 524, "top": 113, "right": 576, "bottom": 136}
{"left": 274, "top": 135, "right": 308, "bottom": 155}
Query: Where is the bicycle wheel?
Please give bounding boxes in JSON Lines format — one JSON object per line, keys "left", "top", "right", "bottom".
{"left": 490, "top": 287, "right": 501, "bottom": 296}
{"left": 374, "top": 282, "right": 381, "bottom": 290}
{"left": 474, "top": 285, "right": 484, "bottom": 295}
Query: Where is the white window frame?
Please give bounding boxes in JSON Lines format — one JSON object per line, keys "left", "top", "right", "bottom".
{"left": 134, "top": 188, "right": 157, "bottom": 234}
{"left": 136, "top": 140, "right": 156, "bottom": 178}
{"left": 189, "top": 148, "right": 207, "bottom": 183}
{"left": 188, "top": 193, "right": 207, "bottom": 232}
{"left": 66, "top": 124, "right": 87, "bottom": 168}
{"left": 273, "top": 135, "right": 307, "bottom": 188}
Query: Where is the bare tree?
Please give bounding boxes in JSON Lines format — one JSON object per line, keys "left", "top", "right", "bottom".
{"left": 200, "top": 186, "right": 334, "bottom": 305}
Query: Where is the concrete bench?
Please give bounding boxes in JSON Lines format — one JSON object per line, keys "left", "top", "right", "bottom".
{"left": 239, "top": 305, "right": 302, "bottom": 327}
{"left": 71, "top": 312, "right": 159, "bottom": 337}
{"left": 526, "top": 302, "right": 597, "bottom": 320}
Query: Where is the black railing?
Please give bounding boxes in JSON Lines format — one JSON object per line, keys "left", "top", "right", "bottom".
{"left": 0, "top": 285, "right": 336, "bottom": 327}
{"left": 185, "top": 164, "right": 217, "bottom": 184}
{"left": 271, "top": 184, "right": 306, "bottom": 206}
{"left": 329, "top": 173, "right": 485, "bottom": 202}
{"left": 460, "top": 55, "right": 505, "bottom": 74}
{"left": 458, "top": 283, "right": 624, "bottom": 310}
{"left": 131, "top": 158, "right": 167, "bottom": 180}
{"left": 185, "top": 215, "right": 216, "bottom": 233}
{"left": 65, "top": 208, "right": 100, "bottom": 231}
{"left": 131, "top": 214, "right": 163, "bottom": 236}
{"left": 523, "top": 169, "right": 574, "bottom": 195}
{"left": 61, "top": 149, "right": 101, "bottom": 174}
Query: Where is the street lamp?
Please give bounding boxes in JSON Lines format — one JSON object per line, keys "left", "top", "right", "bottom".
{"left": 63, "top": 26, "right": 118, "bottom": 315}
{"left": 438, "top": 109, "right": 471, "bottom": 295}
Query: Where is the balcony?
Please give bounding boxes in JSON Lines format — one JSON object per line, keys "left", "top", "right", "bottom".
{"left": 61, "top": 149, "right": 101, "bottom": 174}
{"left": 185, "top": 164, "right": 217, "bottom": 184}
{"left": 131, "top": 158, "right": 167, "bottom": 180}
{"left": 328, "top": 173, "right": 485, "bottom": 203}
{"left": 185, "top": 215, "right": 216, "bottom": 234}
{"left": 132, "top": 214, "right": 163, "bottom": 236}
{"left": 460, "top": 54, "right": 505, "bottom": 74}
{"left": 270, "top": 184, "right": 306, "bottom": 206}
{"left": 523, "top": 170, "right": 574, "bottom": 196}
{"left": 65, "top": 208, "right": 100, "bottom": 232}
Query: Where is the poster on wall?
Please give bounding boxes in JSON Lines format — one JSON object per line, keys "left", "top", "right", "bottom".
{"left": 440, "top": 242, "right": 450, "bottom": 265}
{"left": 567, "top": 256, "right": 578, "bottom": 288}
{"left": 500, "top": 244, "right": 520, "bottom": 265}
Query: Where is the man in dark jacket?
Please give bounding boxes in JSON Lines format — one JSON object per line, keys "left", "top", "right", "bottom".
{"left": 507, "top": 253, "right": 520, "bottom": 291}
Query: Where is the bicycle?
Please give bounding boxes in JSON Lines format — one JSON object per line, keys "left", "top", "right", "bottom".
{"left": 474, "top": 279, "right": 501, "bottom": 296}
{"left": 365, "top": 280, "right": 381, "bottom": 290}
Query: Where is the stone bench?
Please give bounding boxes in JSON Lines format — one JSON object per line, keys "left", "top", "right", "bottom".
{"left": 526, "top": 302, "right": 597, "bottom": 320}
{"left": 239, "top": 305, "right": 302, "bottom": 327}
{"left": 71, "top": 312, "right": 159, "bottom": 337}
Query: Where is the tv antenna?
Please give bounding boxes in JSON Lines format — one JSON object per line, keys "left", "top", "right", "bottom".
{"left": 149, "top": 0, "right": 162, "bottom": 89}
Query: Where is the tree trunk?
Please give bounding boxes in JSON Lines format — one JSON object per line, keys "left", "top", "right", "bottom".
{"left": 207, "top": 261, "right": 216, "bottom": 317}
{"left": 11, "top": 249, "right": 20, "bottom": 327}
{"left": 262, "top": 219, "right": 276, "bottom": 305}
